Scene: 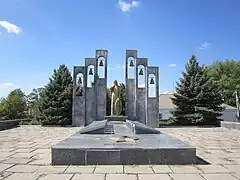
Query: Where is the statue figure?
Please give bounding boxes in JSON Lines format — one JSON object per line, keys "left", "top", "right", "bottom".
{"left": 110, "top": 80, "right": 122, "bottom": 115}
{"left": 76, "top": 76, "right": 83, "bottom": 96}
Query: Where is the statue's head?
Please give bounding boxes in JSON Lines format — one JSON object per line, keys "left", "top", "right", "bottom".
{"left": 113, "top": 80, "right": 118, "bottom": 86}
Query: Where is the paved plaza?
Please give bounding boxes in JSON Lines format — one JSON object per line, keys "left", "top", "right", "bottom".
{"left": 0, "top": 126, "right": 240, "bottom": 180}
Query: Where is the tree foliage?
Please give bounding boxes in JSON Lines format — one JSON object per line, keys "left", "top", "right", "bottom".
{"left": 38, "top": 64, "right": 73, "bottom": 126}
{"left": 0, "top": 89, "right": 27, "bottom": 120}
{"left": 171, "top": 55, "right": 224, "bottom": 125}
{"left": 26, "top": 88, "right": 44, "bottom": 124}
{"left": 207, "top": 60, "right": 240, "bottom": 107}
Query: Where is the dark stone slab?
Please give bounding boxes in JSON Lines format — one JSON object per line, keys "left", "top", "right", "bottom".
{"left": 79, "top": 120, "right": 107, "bottom": 134}
{"left": 0, "top": 119, "right": 20, "bottom": 131}
{"left": 126, "top": 120, "right": 161, "bottom": 134}
{"left": 78, "top": 119, "right": 161, "bottom": 135}
{"left": 161, "top": 148, "right": 196, "bottom": 165}
{"left": 120, "top": 149, "right": 164, "bottom": 165}
{"left": 52, "top": 131, "right": 196, "bottom": 165}
{"left": 86, "top": 150, "right": 121, "bottom": 165}
{"left": 105, "top": 116, "right": 127, "bottom": 121}
{"left": 51, "top": 148, "right": 85, "bottom": 165}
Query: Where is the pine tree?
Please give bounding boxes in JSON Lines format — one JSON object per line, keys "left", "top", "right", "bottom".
{"left": 171, "top": 55, "right": 224, "bottom": 125}
{"left": 38, "top": 65, "right": 73, "bottom": 126}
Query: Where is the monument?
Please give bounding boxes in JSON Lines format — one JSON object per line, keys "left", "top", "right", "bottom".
{"left": 52, "top": 50, "right": 196, "bottom": 165}
{"left": 72, "top": 50, "right": 159, "bottom": 127}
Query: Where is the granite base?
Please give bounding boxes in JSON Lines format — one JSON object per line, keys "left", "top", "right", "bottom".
{"left": 52, "top": 132, "right": 196, "bottom": 165}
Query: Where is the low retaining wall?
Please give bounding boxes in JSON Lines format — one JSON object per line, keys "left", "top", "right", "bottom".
{"left": 221, "top": 121, "right": 240, "bottom": 130}
{"left": 0, "top": 119, "right": 20, "bottom": 131}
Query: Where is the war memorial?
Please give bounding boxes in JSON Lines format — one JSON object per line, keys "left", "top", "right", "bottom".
{"left": 51, "top": 50, "right": 196, "bottom": 165}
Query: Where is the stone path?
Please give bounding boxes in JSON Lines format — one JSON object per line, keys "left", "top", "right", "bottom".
{"left": 0, "top": 125, "right": 240, "bottom": 179}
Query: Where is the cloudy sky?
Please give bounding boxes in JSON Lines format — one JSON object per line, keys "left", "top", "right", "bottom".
{"left": 1, "top": 0, "right": 240, "bottom": 97}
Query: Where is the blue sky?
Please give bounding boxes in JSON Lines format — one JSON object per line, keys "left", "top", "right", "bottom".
{"left": 1, "top": 0, "right": 240, "bottom": 98}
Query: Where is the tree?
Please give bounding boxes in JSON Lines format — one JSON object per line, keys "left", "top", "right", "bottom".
{"left": 0, "top": 98, "right": 6, "bottom": 119}
{"left": 38, "top": 64, "right": 73, "bottom": 126}
{"left": 26, "top": 88, "right": 44, "bottom": 122}
{"left": 171, "top": 55, "right": 224, "bottom": 125}
{"left": 207, "top": 60, "right": 240, "bottom": 107}
{"left": 0, "top": 89, "right": 27, "bottom": 120}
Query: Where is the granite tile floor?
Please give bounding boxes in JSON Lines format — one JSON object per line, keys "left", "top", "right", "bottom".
{"left": 0, "top": 125, "right": 240, "bottom": 179}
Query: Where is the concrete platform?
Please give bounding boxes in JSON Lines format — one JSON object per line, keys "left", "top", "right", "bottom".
{"left": 221, "top": 121, "right": 240, "bottom": 130}
{"left": 4, "top": 126, "right": 240, "bottom": 179}
{"left": 52, "top": 121, "right": 196, "bottom": 165}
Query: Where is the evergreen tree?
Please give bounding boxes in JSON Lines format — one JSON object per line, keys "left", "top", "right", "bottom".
{"left": 171, "top": 55, "right": 224, "bottom": 125}
{"left": 38, "top": 64, "right": 73, "bottom": 126}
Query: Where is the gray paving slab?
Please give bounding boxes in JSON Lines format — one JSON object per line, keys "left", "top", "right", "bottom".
{"left": 169, "top": 174, "right": 205, "bottom": 180}
{"left": 201, "top": 173, "right": 239, "bottom": 180}
{"left": 106, "top": 174, "right": 137, "bottom": 180}
{"left": 72, "top": 174, "right": 105, "bottom": 180}
{"left": 38, "top": 174, "right": 74, "bottom": 180}
{"left": 138, "top": 174, "right": 171, "bottom": 180}
{"left": 65, "top": 165, "right": 95, "bottom": 174}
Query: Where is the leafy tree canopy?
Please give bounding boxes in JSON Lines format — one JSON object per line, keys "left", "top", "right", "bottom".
{"left": 0, "top": 89, "right": 27, "bottom": 120}
{"left": 207, "top": 60, "right": 240, "bottom": 107}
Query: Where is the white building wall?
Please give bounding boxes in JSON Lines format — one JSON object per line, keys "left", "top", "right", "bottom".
{"left": 159, "top": 108, "right": 237, "bottom": 122}
{"left": 221, "top": 110, "right": 237, "bottom": 122}
{"left": 159, "top": 108, "right": 172, "bottom": 120}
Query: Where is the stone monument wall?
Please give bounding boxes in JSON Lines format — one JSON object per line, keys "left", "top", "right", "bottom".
{"left": 125, "top": 50, "right": 159, "bottom": 128}
{"left": 72, "top": 50, "right": 108, "bottom": 127}
{"left": 73, "top": 49, "right": 159, "bottom": 128}
{"left": 147, "top": 67, "right": 159, "bottom": 128}
{"left": 125, "top": 50, "right": 137, "bottom": 119}
{"left": 72, "top": 66, "right": 85, "bottom": 127}
{"left": 85, "top": 58, "right": 97, "bottom": 125}
{"left": 136, "top": 58, "right": 148, "bottom": 124}
{"left": 96, "top": 50, "right": 108, "bottom": 120}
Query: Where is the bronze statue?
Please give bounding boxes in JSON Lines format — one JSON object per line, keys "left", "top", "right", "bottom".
{"left": 110, "top": 80, "right": 122, "bottom": 115}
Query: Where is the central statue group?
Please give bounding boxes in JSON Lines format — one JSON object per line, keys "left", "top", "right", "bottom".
{"left": 110, "top": 80, "right": 123, "bottom": 116}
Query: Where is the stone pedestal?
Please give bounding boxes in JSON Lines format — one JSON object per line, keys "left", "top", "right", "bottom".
{"left": 104, "top": 116, "right": 127, "bottom": 121}
{"left": 52, "top": 120, "right": 196, "bottom": 165}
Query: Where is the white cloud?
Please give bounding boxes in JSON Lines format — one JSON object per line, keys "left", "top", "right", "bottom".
{"left": 118, "top": 0, "right": 140, "bottom": 12}
{"left": 0, "top": 83, "right": 19, "bottom": 98}
{"left": 168, "top": 64, "right": 177, "bottom": 68}
{"left": 0, "top": 83, "right": 17, "bottom": 89}
{"left": 0, "top": 20, "right": 22, "bottom": 35}
{"left": 199, "top": 42, "right": 210, "bottom": 50}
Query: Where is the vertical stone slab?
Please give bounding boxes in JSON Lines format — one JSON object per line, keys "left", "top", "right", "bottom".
{"left": 136, "top": 58, "right": 148, "bottom": 124}
{"left": 125, "top": 50, "right": 137, "bottom": 119}
{"left": 85, "top": 58, "right": 97, "bottom": 125}
{"left": 147, "top": 67, "right": 159, "bottom": 128}
{"left": 72, "top": 66, "right": 85, "bottom": 127}
{"left": 127, "top": 79, "right": 136, "bottom": 119}
{"left": 96, "top": 50, "right": 108, "bottom": 120}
